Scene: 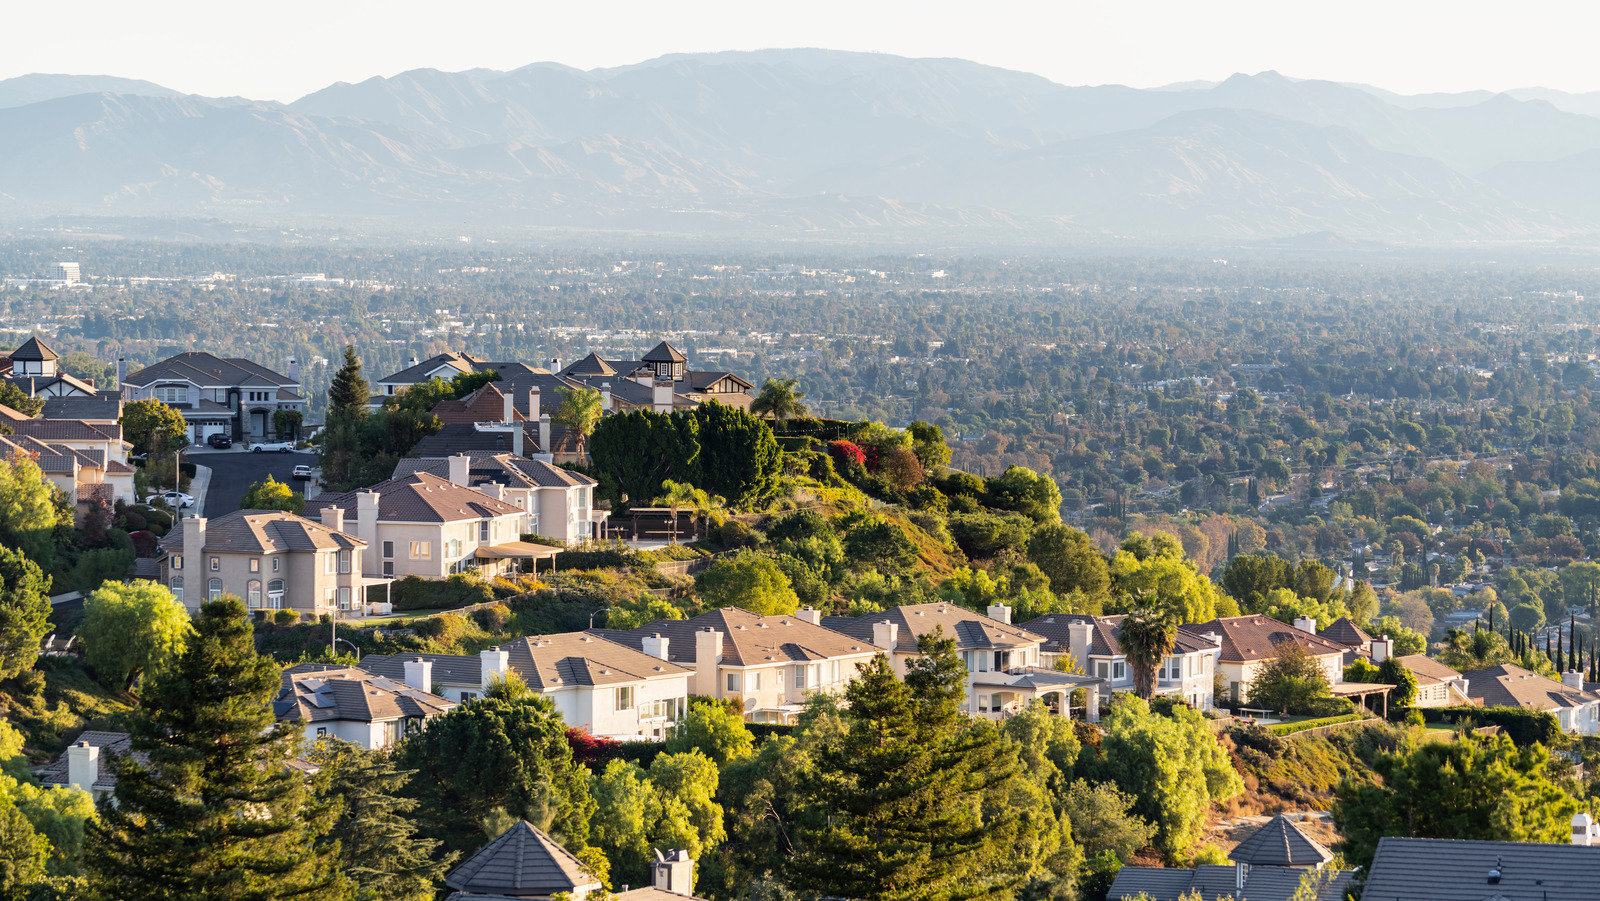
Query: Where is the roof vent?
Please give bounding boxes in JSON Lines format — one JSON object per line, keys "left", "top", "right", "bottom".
{"left": 1488, "top": 859, "right": 1502, "bottom": 884}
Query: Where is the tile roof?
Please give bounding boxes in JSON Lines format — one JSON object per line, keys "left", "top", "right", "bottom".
{"left": 36, "top": 731, "right": 139, "bottom": 793}
{"left": 1228, "top": 814, "right": 1333, "bottom": 867}
{"left": 1020, "top": 613, "right": 1218, "bottom": 657}
{"left": 359, "top": 652, "right": 484, "bottom": 686}
{"left": 2, "top": 373, "right": 98, "bottom": 396}
{"left": 824, "top": 603, "right": 1045, "bottom": 652}
{"left": 432, "top": 383, "right": 523, "bottom": 425}
{"left": 274, "top": 664, "right": 456, "bottom": 724}
{"left": 1183, "top": 615, "right": 1347, "bottom": 664}
{"left": 123, "top": 352, "right": 296, "bottom": 389}
{"left": 642, "top": 341, "right": 687, "bottom": 364}
{"left": 42, "top": 393, "right": 121, "bottom": 422}
{"left": 444, "top": 821, "right": 600, "bottom": 897}
{"left": 377, "top": 352, "right": 485, "bottom": 385}
{"left": 159, "top": 509, "right": 365, "bottom": 555}
{"left": 1109, "top": 864, "right": 1352, "bottom": 901}
{"left": 614, "top": 888, "right": 712, "bottom": 901}
{"left": 563, "top": 352, "right": 617, "bottom": 377}
{"left": 0, "top": 403, "right": 29, "bottom": 422}
{"left": 399, "top": 453, "right": 596, "bottom": 491}
{"left": 1398, "top": 654, "right": 1465, "bottom": 687}
{"left": 1462, "top": 663, "right": 1600, "bottom": 712}
{"left": 1318, "top": 616, "right": 1372, "bottom": 648}
{"left": 9, "top": 418, "right": 122, "bottom": 443}
{"left": 10, "top": 336, "right": 59, "bottom": 362}
{"left": 1363, "top": 836, "right": 1600, "bottom": 901}
{"left": 306, "top": 471, "right": 525, "bottom": 524}
{"left": 408, "top": 423, "right": 544, "bottom": 458}
{"left": 498, "top": 633, "right": 691, "bottom": 691}
{"left": 599, "top": 608, "right": 874, "bottom": 668}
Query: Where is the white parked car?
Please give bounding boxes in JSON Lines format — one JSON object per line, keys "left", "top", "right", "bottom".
{"left": 248, "top": 441, "right": 296, "bottom": 453}
{"left": 291, "top": 465, "right": 314, "bottom": 481}
{"left": 146, "top": 491, "right": 195, "bottom": 509}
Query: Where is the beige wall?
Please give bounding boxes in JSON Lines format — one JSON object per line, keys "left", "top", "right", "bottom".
{"left": 366, "top": 513, "right": 527, "bottom": 579}
{"left": 1222, "top": 653, "right": 1344, "bottom": 705}
{"left": 165, "top": 545, "right": 365, "bottom": 615}
{"left": 708, "top": 655, "right": 876, "bottom": 722}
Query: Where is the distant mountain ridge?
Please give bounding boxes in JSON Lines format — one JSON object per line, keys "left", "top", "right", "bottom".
{"left": 1, "top": 51, "right": 1598, "bottom": 242}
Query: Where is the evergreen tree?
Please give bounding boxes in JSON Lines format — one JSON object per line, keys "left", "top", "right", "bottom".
{"left": 326, "top": 347, "right": 370, "bottom": 420}
{"left": 0, "top": 545, "right": 50, "bottom": 682}
{"left": 84, "top": 597, "right": 348, "bottom": 901}
{"left": 313, "top": 740, "right": 453, "bottom": 901}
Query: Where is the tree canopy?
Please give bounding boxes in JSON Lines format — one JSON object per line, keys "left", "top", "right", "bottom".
{"left": 78, "top": 580, "right": 192, "bottom": 691}
{"left": 240, "top": 476, "right": 305, "bottom": 515}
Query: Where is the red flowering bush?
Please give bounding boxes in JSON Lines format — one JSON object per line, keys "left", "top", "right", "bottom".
{"left": 829, "top": 440, "right": 867, "bottom": 467}
{"left": 566, "top": 727, "right": 621, "bottom": 770}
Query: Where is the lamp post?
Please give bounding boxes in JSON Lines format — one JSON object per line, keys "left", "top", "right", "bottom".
{"left": 589, "top": 607, "right": 611, "bottom": 630}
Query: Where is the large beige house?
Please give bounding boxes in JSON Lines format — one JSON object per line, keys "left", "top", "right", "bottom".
{"left": 492, "top": 633, "right": 694, "bottom": 740}
{"left": 393, "top": 453, "right": 609, "bottom": 544}
{"left": 1396, "top": 654, "right": 1473, "bottom": 708}
{"left": 121, "top": 351, "right": 307, "bottom": 443}
{"left": 1184, "top": 614, "right": 1349, "bottom": 705}
{"left": 158, "top": 510, "right": 380, "bottom": 616}
{"left": 275, "top": 663, "right": 456, "bottom": 750}
{"left": 305, "top": 470, "right": 537, "bottom": 580}
{"left": 1023, "top": 613, "right": 1222, "bottom": 711}
{"left": 1464, "top": 663, "right": 1600, "bottom": 735}
{"left": 598, "top": 607, "right": 879, "bottom": 725}
{"left": 0, "top": 410, "right": 136, "bottom": 508}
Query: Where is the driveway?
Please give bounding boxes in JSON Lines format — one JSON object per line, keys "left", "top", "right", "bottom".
{"left": 196, "top": 450, "right": 319, "bottom": 517}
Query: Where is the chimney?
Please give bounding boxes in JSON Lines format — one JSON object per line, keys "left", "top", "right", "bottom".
{"left": 409, "top": 354, "right": 419, "bottom": 368}
{"left": 1563, "top": 670, "right": 1586, "bottom": 690}
{"left": 600, "top": 381, "right": 612, "bottom": 412}
{"left": 987, "top": 603, "right": 1012, "bottom": 625}
{"left": 67, "top": 741, "right": 100, "bottom": 793}
{"left": 287, "top": 357, "right": 299, "bottom": 384}
{"left": 115, "top": 357, "right": 126, "bottom": 387}
{"left": 642, "top": 633, "right": 670, "bottom": 661}
{"left": 356, "top": 491, "right": 380, "bottom": 563}
{"left": 872, "top": 621, "right": 899, "bottom": 653}
{"left": 694, "top": 628, "right": 724, "bottom": 697}
{"left": 480, "top": 482, "right": 504, "bottom": 502}
{"left": 502, "top": 386, "right": 514, "bottom": 423}
{"left": 320, "top": 505, "right": 345, "bottom": 534}
{"left": 403, "top": 657, "right": 434, "bottom": 693}
{"left": 1574, "top": 812, "right": 1598, "bottom": 846}
{"left": 513, "top": 425, "right": 524, "bottom": 458}
{"left": 1068, "top": 620, "right": 1093, "bottom": 674}
{"left": 651, "top": 849, "right": 696, "bottom": 896}
{"left": 479, "top": 648, "right": 509, "bottom": 691}
{"left": 795, "top": 607, "right": 822, "bottom": 626}
{"left": 1203, "top": 631, "right": 1221, "bottom": 647}
{"left": 1370, "top": 636, "right": 1393, "bottom": 664}
{"left": 447, "top": 454, "right": 470, "bottom": 487}
{"left": 539, "top": 414, "right": 551, "bottom": 456}
{"left": 1293, "top": 616, "right": 1317, "bottom": 634}
{"left": 182, "top": 515, "right": 207, "bottom": 604}
{"left": 528, "top": 386, "right": 541, "bottom": 421}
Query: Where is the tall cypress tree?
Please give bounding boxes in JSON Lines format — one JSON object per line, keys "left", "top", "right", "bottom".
{"left": 314, "top": 740, "right": 454, "bottom": 901}
{"left": 85, "top": 597, "right": 348, "bottom": 901}
{"left": 326, "top": 347, "right": 370, "bottom": 420}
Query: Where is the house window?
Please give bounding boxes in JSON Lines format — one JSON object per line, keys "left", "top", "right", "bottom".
{"left": 249, "top": 558, "right": 260, "bottom": 573}
{"left": 209, "top": 556, "right": 220, "bottom": 571}
{"left": 794, "top": 666, "right": 806, "bottom": 689}
{"left": 339, "top": 550, "right": 351, "bottom": 574}
{"left": 616, "top": 686, "right": 634, "bottom": 710}
{"left": 727, "top": 672, "right": 742, "bottom": 693}
{"left": 383, "top": 561, "right": 394, "bottom": 577}
{"left": 1095, "top": 661, "right": 1109, "bottom": 680}
{"left": 172, "top": 555, "right": 183, "bottom": 571}
{"left": 247, "top": 580, "right": 262, "bottom": 608}
{"left": 382, "top": 541, "right": 394, "bottom": 559}
{"left": 748, "top": 672, "right": 761, "bottom": 691}
{"left": 338, "top": 587, "right": 351, "bottom": 611}
{"left": 480, "top": 521, "right": 490, "bottom": 541}
{"left": 410, "top": 541, "right": 430, "bottom": 560}
{"left": 156, "top": 386, "right": 189, "bottom": 404}
{"left": 961, "top": 650, "right": 973, "bottom": 672}
{"left": 316, "top": 727, "right": 326, "bottom": 738}
{"left": 272, "top": 557, "right": 280, "bottom": 573}
{"left": 208, "top": 578, "right": 222, "bottom": 600}
{"left": 170, "top": 577, "right": 183, "bottom": 604}
{"left": 267, "top": 580, "right": 284, "bottom": 609}
{"left": 325, "top": 553, "right": 334, "bottom": 574}
{"left": 1113, "top": 661, "right": 1125, "bottom": 682}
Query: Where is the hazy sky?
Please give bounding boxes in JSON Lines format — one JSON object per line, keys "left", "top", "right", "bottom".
{"left": 6, "top": 0, "right": 1600, "bottom": 102}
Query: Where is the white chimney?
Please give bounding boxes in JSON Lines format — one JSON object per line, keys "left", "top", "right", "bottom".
{"left": 356, "top": 492, "right": 380, "bottom": 565}
{"left": 528, "top": 386, "right": 541, "bottom": 421}
{"left": 409, "top": 355, "right": 419, "bottom": 368}
{"left": 694, "top": 628, "right": 724, "bottom": 697}
{"left": 513, "top": 425, "right": 524, "bottom": 457}
{"left": 651, "top": 849, "right": 695, "bottom": 896}
{"left": 403, "top": 657, "right": 434, "bottom": 693}
{"left": 287, "top": 357, "right": 299, "bottom": 384}
{"left": 1203, "top": 631, "right": 1221, "bottom": 647}
{"left": 987, "top": 603, "right": 1012, "bottom": 625}
{"left": 181, "top": 515, "right": 206, "bottom": 607}
{"left": 1574, "top": 812, "right": 1598, "bottom": 846}
{"left": 501, "top": 386, "right": 514, "bottom": 423}
{"left": 795, "top": 607, "right": 822, "bottom": 626}
{"left": 320, "top": 505, "right": 345, "bottom": 534}
{"left": 67, "top": 741, "right": 99, "bottom": 793}
{"left": 447, "top": 454, "right": 470, "bottom": 486}
{"left": 1370, "top": 636, "right": 1393, "bottom": 664}
{"left": 1564, "top": 670, "right": 1586, "bottom": 690}
{"left": 872, "top": 621, "right": 899, "bottom": 653}
{"left": 653, "top": 376, "right": 673, "bottom": 413}
{"left": 1068, "top": 620, "right": 1093, "bottom": 674}
{"left": 642, "top": 633, "right": 670, "bottom": 661}
{"left": 1293, "top": 616, "right": 1317, "bottom": 634}
{"left": 479, "top": 648, "right": 509, "bottom": 691}
{"left": 600, "top": 381, "right": 612, "bottom": 412}
{"left": 539, "top": 413, "right": 551, "bottom": 456}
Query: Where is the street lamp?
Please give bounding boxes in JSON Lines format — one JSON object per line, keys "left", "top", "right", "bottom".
{"left": 589, "top": 607, "right": 611, "bottom": 630}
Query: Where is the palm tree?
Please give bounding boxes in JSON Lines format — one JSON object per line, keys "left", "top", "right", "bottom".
{"left": 751, "top": 377, "right": 808, "bottom": 422}
{"left": 654, "top": 480, "right": 699, "bottom": 544}
{"left": 553, "top": 386, "right": 603, "bottom": 461}
{"left": 1118, "top": 606, "right": 1177, "bottom": 700}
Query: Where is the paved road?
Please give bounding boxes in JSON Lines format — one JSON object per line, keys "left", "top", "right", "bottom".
{"left": 194, "top": 450, "right": 319, "bottom": 517}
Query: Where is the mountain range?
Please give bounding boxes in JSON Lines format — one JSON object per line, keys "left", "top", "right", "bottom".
{"left": 2, "top": 50, "right": 1599, "bottom": 243}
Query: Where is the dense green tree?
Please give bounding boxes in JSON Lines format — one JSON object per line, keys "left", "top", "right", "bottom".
{"left": 0, "top": 545, "right": 50, "bottom": 682}
{"left": 1347, "top": 580, "right": 1380, "bottom": 624}
{"left": 120, "top": 399, "right": 189, "bottom": 456}
{"left": 240, "top": 476, "right": 305, "bottom": 514}
{"left": 665, "top": 701, "right": 756, "bottom": 767}
{"left": 78, "top": 580, "right": 192, "bottom": 691}
{"left": 1061, "top": 780, "right": 1155, "bottom": 864}
{"left": 84, "top": 597, "right": 348, "bottom": 900}
{"left": 1368, "top": 615, "right": 1426, "bottom": 657}
{"left": 695, "top": 552, "right": 799, "bottom": 616}
{"left": 553, "top": 386, "right": 604, "bottom": 459}
{"left": 0, "top": 381, "right": 44, "bottom": 417}
{"left": 985, "top": 466, "right": 1062, "bottom": 524}
{"left": 0, "top": 804, "right": 49, "bottom": 894}
{"left": 312, "top": 740, "right": 453, "bottom": 901}
{"left": 326, "top": 346, "right": 370, "bottom": 419}
{"left": 843, "top": 518, "right": 920, "bottom": 578}
{"left": 1027, "top": 524, "right": 1110, "bottom": 607}
{"left": 588, "top": 410, "right": 700, "bottom": 507}
{"left": 1109, "top": 540, "right": 1229, "bottom": 624}
{"left": 691, "top": 402, "right": 782, "bottom": 510}
{"left": 907, "top": 421, "right": 953, "bottom": 470}
{"left": 1376, "top": 656, "right": 1418, "bottom": 708}
{"left": 0, "top": 452, "right": 61, "bottom": 567}
{"left": 1247, "top": 642, "right": 1331, "bottom": 714}
{"left": 1218, "top": 554, "right": 1292, "bottom": 604}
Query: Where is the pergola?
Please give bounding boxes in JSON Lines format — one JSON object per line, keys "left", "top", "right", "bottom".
{"left": 475, "top": 541, "right": 563, "bottom": 574}
{"left": 1330, "top": 681, "right": 1395, "bottom": 719}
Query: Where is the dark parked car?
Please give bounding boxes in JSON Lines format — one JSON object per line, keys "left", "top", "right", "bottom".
{"left": 206, "top": 433, "right": 233, "bottom": 449}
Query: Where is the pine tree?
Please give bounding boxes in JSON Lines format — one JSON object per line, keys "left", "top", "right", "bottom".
{"left": 326, "top": 347, "right": 370, "bottom": 421}
{"left": 85, "top": 597, "right": 349, "bottom": 901}
{"left": 313, "top": 740, "right": 454, "bottom": 901}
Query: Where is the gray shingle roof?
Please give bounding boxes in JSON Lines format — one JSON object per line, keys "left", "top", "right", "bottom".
{"left": 42, "top": 393, "right": 121, "bottom": 422}
{"left": 444, "top": 821, "right": 600, "bottom": 896}
{"left": 1398, "top": 653, "right": 1465, "bottom": 687}
{"left": 360, "top": 652, "right": 483, "bottom": 686}
{"left": 407, "top": 423, "right": 544, "bottom": 458}
{"left": 497, "top": 633, "right": 691, "bottom": 691}
{"left": 641, "top": 341, "right": 687, "bottom": 364}
{"left": 1463, "top": 663, "right": 1600, "bottom": 711}
{"left": 123, "top": 352, "right": 296, "bottom": 389}
{"left": 377, "top": 352, "right": 484, "bottom": 385}
{"left": 825, "top": 603, "right": 1044, "bottom": 652}
{"left": 1319, "top": 616, "right": 1372, "bottom": 648}
{"left": 1364, "top": 836, "right": 1600, "bottom": 901}
{"left": 274, "top": 665, "right": 455, "bottom": 724}
{"left": 1109, "top": 863, "right": 1352, "bottom": 901}
{"left": 599, "top": 608, "right": 873, "bottom": 668}
{"left": 158, "top": 509, "right": 365, "bottom": 555}
{"left": 10, "top": 336, "right": 59, "bottom": 362}
{"left": 36, "top": 731, "right": 138, "bottom": 792}
{"left": 1228, "top": 814, "right": 1333, "bottom": 867}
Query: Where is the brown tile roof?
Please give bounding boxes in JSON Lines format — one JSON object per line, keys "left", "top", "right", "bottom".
{"left": 1184, "top": 615, "right": 1348, "bottom": 664}
{"left": 159, "top": 509, "right": 365, "bottom": 554}
{"left": 0, "top": 403, "right": 29, "bottom": 422}
{"left": 1463, "top": 663, "right": 1600, "bottom": 711}
{"left": 444, "top": 821, "right": 599, "bottom": 897}
{"left": 306, "top": 471, "right": 525, "bottom": 524}
{"left": 1397, "top": 654, "right": 1464, "bottom": 687}
{"left": 1319, "top": 616, "right": 1372, "bottom": 648}
{"left": 431, "top": 383, "right": 524, "bottom": 425}
{"left": 1020, "top": 613, "right": 1218, "bottom": 657}
{"left": 274, "top": 664, "right": 456, "bottom": 724}
{"left": 599, "top": 608, "right": 874, "bottom": 667}
{"left": 825, "top": 603, "right": 1044, "bottom": 652}
{"left": 498, "top": 632, "right": 691, "bottom": 691}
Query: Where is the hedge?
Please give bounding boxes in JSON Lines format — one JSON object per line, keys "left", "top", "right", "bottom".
{"left": 747, "top": 723, "right": 796, "bottom": 742}
{"left": 1422, "top": 705, "right": 1563, "bottom": 746}
{"left": 1267, "top": 713, "right": 1364, "bottom": 736}
{"left": 388, "top": 574, "right": 495, "bottom": 611}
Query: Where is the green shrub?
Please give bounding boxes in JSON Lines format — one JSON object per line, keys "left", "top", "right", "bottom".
{"left": 414, "top": 614, "right": 467, "bottom": 645}
{"left": 1300, "top": 696, "right": 1356, "bottom": 718}
{"left": 472, "top": 604, "right": 512, "bottom": 632}
{"left": 1423, "top": 706, "right": 1562, "bottom": 746}
{"left": 273, "top": 609, "right": 300, "bottom": 626}
{"left": 389, "top": 574, "right": 495, "bottom": 611}
{"left": 519, "top": 533, "right": 565, "bottom": 547}
{"left": 1266, "top": 713, "right": 1363, "bottom": 736}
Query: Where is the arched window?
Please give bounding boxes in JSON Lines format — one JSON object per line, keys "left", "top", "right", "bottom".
{"left": 267, "top": 580, "right": 285, "bottom": 609}
{"left": 208, "top": 578, "right": 222, "bottom": 601}
{"left": 170, "top": 577, "right": 183, "bottom": 605}
{"left": 247, "top": 580, "right": 262, "bottom": 608}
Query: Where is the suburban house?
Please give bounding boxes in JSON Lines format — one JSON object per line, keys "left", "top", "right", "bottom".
{"left": 823, "top": 603, "right": 1095, "bottom": 720}
{"left": 370, "top": 352, "right": 490, "bottom": 403}
{"left": 597, "top": 607, "right": 879, "bottom": 725}
{"left": 1362, "top": 825, "right": 1600, "bottom": 901}
{"left": 492, "top": 634, "right": 694, "bottom": 740}
{"left": 0, "top": 408, "right": 136, "bottom": 509}
{"left": 275, "top": 663, "right": 456, "bottom": 750}
{"left": 1397, "top": 653, "right": 1473, "bottom": 707}
{"left": 444, "top": 820, "right": 706, "bottom": 901}
{"left": 1462, "top": 663, "right": 1600, "bottom": 735}
{"left": 558, "top": 342, "right": 754, "bottom": 412}
{"left": 1317, "top": 616, "right": 1373, "bottom": 665}
{"left": 393, "top": 453, "right": 609, "bottom": 543}
{"left": 120, "top": 351, "right": 307, "bottom": 443}
{"left": 358, "top": 650, "right": 501, "bottom": 702}
{"left": 1110, "top": 813, "right": 1353, "bottom": 901}
{"left": 1022, "top": 613, "right": 1222, "bottom": 710}
{"left": 36, "top": 731, "right": 137, "bottom": 801}
{"left": 305, "top": 469, "right": 539, "bottom": 581}
{"left": 158, "top": 510, "right": 382, "bottom": 616}
{"left": 2, "top": 337, "right": 97, "bottom": 397}
{"left": 1183, "top": 615, "right": 1348, "bottom": 705}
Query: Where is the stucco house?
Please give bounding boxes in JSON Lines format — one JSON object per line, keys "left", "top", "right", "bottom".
{"left": 158, "top": 509, "right": 382, "bottom": 616}
{"left": 597, "top": 607, "right": 879, "bottom": 725}
{"left": 1396, "top": 653, "right": 1473, "bottom": 707}
{"left": 1183, "top": 614, "right": 1348, "bottom": 705}
{"left": 120, "top": 351, "right": 306, "bottom": 443}
{"left": 1022, "top": 613, "right": 1222, "bottom": 710}
{"left": 1463, "top": 663, "right": 1600, "bottom": 735}
{"left": 0, "top": 413, "right": 135, "bottom": 507}
{"left": 2, "top": 337, "right": 97, "bottom": 398}
{"left": 36, "top": 731, "right": 136, "bottom": 802}
{"left": 393, "top": 453, "right": 609, "bottom": 544}
{"left": 305, "top": 469, "right": 537, "bottom": 580}
{"left": 275, "top": 663, "right": 456, "bottom": 750}
{"left": 489, "top": 633, "right": 694, "bottom": 740}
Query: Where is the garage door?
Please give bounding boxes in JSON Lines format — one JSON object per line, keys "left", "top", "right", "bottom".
{"left": 200, "top": 423, "right": 227, "bottom": 441}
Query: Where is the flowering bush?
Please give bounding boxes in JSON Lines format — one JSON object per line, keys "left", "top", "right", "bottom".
{"left": 829, "top": 440, "right": 867, "bottom": 467}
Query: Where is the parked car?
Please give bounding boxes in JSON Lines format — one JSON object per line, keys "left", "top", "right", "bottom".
{"left": 206, "top": 433, "right": 233, "bottom": 449}
{"left": 248, "top": 441, "right": 296, "bottom": 453}
{"left": 145, "top": 491, "right": 195, "bottom": 509}
{"left": 291, "top": 465, "right": 313, "bottom": 481}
